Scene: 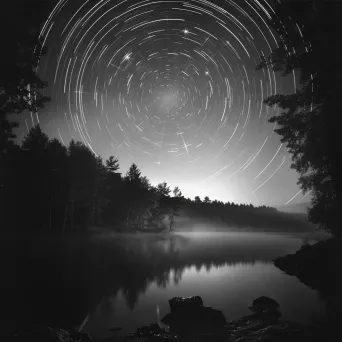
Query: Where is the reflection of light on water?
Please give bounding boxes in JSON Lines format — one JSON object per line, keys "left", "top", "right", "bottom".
{"left": 181, "top": 262, "right": 266, "bottom": 280}
{"left": 156, "top": 304, "right": 160, "bottom": 325}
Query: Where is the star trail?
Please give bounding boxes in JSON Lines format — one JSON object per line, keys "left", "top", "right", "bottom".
{"left": 33, "top": 0, "right": 311, "bottom": 207}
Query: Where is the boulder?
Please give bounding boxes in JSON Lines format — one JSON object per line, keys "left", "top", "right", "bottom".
{"left": 162, "top": 306, "right": 226, "bottom": 328}
{"left": 126, "top": 295, "right": 309, "bottom": 342}
{"left": 124, "top": 323, "right": 178, "bottom": 341}
{"left": 228, "top": 322, "right": 307, "bottom": 342}
{"left": 11, "top": 327, "right": 89, "bottom": 342}
{"left": 168, "top": 296, "right": 203, "bottom": 313}
{"left": 248, "top": 296, "right": 280, "bottom": 313}
{"left": 162, "top": 298, "right": 226, "bottom": 339}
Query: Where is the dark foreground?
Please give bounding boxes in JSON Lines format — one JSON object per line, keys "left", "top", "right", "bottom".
{"left": 124, "top": 295, "right": 308, "bottom": 342}
{"left": 9, "top": 294, "right": 326, "bottom": 342}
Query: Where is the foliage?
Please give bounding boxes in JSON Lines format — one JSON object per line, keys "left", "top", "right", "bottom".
{"left": 256, "top": 0, "right": 341, "bottom": 236}
{"left": 0, "top": 0, "right": 51, "bottom": 130}
{"left": 0, "top": 0, "right": 52, "bottom": 193}
{"left": 2, "top": 124, "right": 314, "bottom": 234}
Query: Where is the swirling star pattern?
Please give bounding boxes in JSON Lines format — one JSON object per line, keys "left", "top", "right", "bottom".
{"left": 36, "top": 0, "right": 311, "bottom": 207}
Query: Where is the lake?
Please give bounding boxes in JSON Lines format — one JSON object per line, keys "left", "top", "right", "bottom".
{"left": 3, "top": 231, "right": 328, "bottom": 340}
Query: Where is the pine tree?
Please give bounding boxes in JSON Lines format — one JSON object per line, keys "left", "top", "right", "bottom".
{"left": 256, "top": 0, "right": 341, "bottom": 236}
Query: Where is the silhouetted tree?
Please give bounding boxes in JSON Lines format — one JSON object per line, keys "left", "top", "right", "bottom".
{"left": 203, "top": 196, "right": 211, "bottom": 204}
{"left": 90, "top": 156, "right": 110, "bottom": 226}
{"left": 20, "top": 125, "right": 50, "bottom": 231}
{"left": 125, "top": 163, "right": 141, "bottom": 183}
{"left": 173, "top": 186, "right": 182, "bottom": 198}
{"left": 45, "top": 138, "right": 68, "bottom": 231}
{"left": 102, "top": 156, "right": 122, "bottom": 225}
{"left": 168, "top": 188, "right": 184, "bottom": 232}
{"left": 0, "top": 0, "right": 53, "bottom": 232}
{"left": 149, "top": 182, "right": 172, "bottom": 228}
{"left": 106, "top": 156, "right": 119, "bottom": 173}
{"left": 66, "top": 140, "right": 99, "bottom": 232}
{"left": 21, "top": 125, "right": 49, "bottom": 152}
{"left": 0, "top": 0, "right": 51, "bottom": 183}
{"left": 256, "top": 0, "right": 341, "bottom": 236}
{"left": 123, "top": 164, "right": 153, "bottom": 230}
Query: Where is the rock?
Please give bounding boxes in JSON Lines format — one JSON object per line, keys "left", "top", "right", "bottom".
{"left": 124, "top": 323, "right": 177, "bottom": 341}
{"left": 228, "top": 322, "right": 307, "bottom": 342}
{"left": 248, "top": 296, "right": 280, "bottom": 313}
{"left": 162, "top": 306, "right": 226, "bottom": 328}
{"left": 126, "top": 295, "right": 309, "bottom": 342}
{"left": 11, "top": 327, "right": 83, "bottom": 342}
{"left": 168, "top": 296, "right": 203, "bottom": 313}
{"left": 136, "top": 323, "right": 165, "bottom": 335}
{"left": 162, "top": 298, "right": 227, "bottom": 340}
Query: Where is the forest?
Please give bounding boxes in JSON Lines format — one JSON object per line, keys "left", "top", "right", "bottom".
{"left": 2, "top": 125, "right": 314, "bottom": 235}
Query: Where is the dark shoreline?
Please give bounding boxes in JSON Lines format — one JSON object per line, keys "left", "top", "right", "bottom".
{"left": 274, "top": 237, "right": 342, "bottom": 295}
{"left": 273, "top": 236, "right": 342, "bottom": 337}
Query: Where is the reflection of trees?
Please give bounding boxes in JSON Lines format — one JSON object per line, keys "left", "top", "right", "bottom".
{"left": 11, "top": 233, "right": 271, "bottom": 331}
{"left": 92, "top": 234, "right": 270, "bottom": 312}
{"left": 173, "top": 268, "right": 184, "bottom": 285}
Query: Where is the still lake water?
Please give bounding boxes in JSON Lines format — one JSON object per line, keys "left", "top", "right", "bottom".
{"left": 4, "top": 231, "right": 328, "bottom": 340}
{"left": 81, "top": 232, "right": 327, "bottom": 341}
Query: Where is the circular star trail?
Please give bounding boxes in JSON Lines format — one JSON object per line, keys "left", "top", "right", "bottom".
{"left": 37, "top": 0, "right": 309, "bottom": 206}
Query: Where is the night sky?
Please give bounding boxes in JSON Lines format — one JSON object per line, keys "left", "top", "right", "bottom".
{"left": 16, "top": 0, "right": 312, "bottom": 208}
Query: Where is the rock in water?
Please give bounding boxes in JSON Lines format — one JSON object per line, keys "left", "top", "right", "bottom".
{"left": 248, "top": 296, "right": 280, "bottom": 313}
{"left": 168, "top": 296, "right": 203, "bottom": 313}
{"left": 126, "top": 295, "right": 309, "bottom": 342}
{"left": 124, "top": 323, "right": 177, "bottom": 341}
{"left": 162, "top": 297, "right": 226, "bottom": 339}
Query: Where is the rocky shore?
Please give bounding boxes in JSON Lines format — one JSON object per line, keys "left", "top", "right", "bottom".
{"left": 274, "top": 237, "right": 341, "bottom": 295}
{"left": 11, "top": 295, "right": 311, "bottom": 342}
{"left": 124, "top": 295, "right": 309, "bottom": 342}
{"left": 273, "top": 237, "right": 342, "bottom": 340}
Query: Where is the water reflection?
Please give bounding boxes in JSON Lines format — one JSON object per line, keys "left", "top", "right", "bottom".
{"left": 4, "top": 231, "right": 316, "bottom": 336}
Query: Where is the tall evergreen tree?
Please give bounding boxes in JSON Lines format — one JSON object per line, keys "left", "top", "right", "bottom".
{"left": 0, "top": 0, "right": 52, "bottom": 218}
{"left": 256, "top": 0, "right": 341, "bottom": 236}
{"left": 125, "top": 163, "right": 142, "bottom": 183}
{"left": 45, "top": 138, "right": 68, "bottom": 231}
{"left": 66, "top": 140, "right": 98, "bottom": 232}
{"left": 106, "top": 156, "right": 119, "bottom": 173}
{"left": 173, "top": 186, "right": 182, "bottom": 198}
{"left": 13, "top": 125, "right": 51, "bottom": 231}
{"left": 21, "top": 125, "right": 49, "bottom": 153}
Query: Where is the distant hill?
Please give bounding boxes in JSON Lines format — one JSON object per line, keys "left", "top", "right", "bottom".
{"left": 276, "top": 202, "right": 311, "bottom": 214}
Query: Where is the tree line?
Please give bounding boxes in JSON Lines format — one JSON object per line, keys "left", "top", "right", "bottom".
{"left": 3, "top": 125, "right": 299, "bottom": 235}
{"left": 2, "top": 125, "right": 184, "bottom": 234}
